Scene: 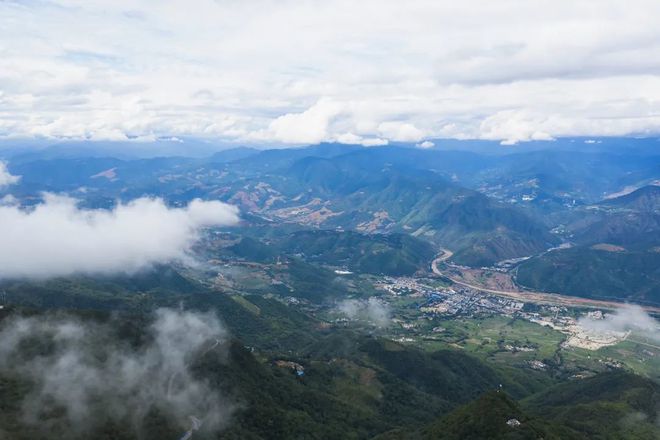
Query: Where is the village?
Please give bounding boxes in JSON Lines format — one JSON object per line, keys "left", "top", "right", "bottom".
{"left": 373, "top": 275, "right": 630, "bottom": 351}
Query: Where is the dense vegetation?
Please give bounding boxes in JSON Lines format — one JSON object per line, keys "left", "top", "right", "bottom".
{"left": 2, "top": 141, "right": 660, "bottom": 438}
{"left": 0, "top": 268, "right": 657, "bottom": 439}
{"left": 516, "top": 247, "right": 660, "bottom": 305}
{"left": 276, "top": 230, "right": 436, "bottom": 276}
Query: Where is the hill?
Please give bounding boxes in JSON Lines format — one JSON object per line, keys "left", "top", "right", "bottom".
{"left": 523, "top": 372, "right": 660, "bottom": 439}
{"left": 601, "top": 185, "right": 660, "bottom": 212}
{"left": 275, "top": 230, "right": 436, "bottom": 276}
{"left": 0, "top": 265, "right": 658, "bottom": 439}
{"left": 422, "top": 391, "right": 575, "bottom": 440}
{"left": 573, "top": 212, "right": 660, "bottom": 250}
{"left": 284, "top": 154, "right": 557, "bottom": 266}
{"left": 516, "top": 247, "right": 660, "bottom": 305}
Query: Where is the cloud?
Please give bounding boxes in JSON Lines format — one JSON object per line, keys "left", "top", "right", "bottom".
{"left": 338, "top": 297, "right": 391, "bottom": 327}
{"left": 578, "top": 305, "right": 660, "bottom": 342}
{"left": 335, "top": 132, "right": 389, "bottom": 147}
{"left": 265, "top": 99, "right": 344, "bottom": 144}
{"left": 0, "top": 308, "right": 233, "bottom": 437}
{"left": 479, "top": 110, "right": 556, "bottom": 145}
{"left": 416, "top": 140, "right": 435, "bottom": 149}
{"left": 2, "top": 1, "right": 660, "bottom": 144}
{"left": 0, "top": 194, "right": 239, "bottom": 279}
{"left": 0, "top": 162, "right": 20, "bottom": 187}
{"left": 377, "top": 121, "right": 425, "bottom": 142}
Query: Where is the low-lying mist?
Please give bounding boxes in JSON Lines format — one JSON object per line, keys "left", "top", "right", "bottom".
{"left": 0, "top": 308, "right": 233, "bottom": 438}
{"left": 579, "top": 304, "right": 660, "bottom": 342}
{"left": 338, "top": 297, "right": 391, "bottom": 327}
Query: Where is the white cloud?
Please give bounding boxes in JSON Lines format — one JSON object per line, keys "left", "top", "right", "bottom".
{"left": 338, "top": 297, "right": 391, "bottom": 327}
{"left": 0, "top": 195, "right": 239, "bottom": 279}
{"left": 2, "top": 1, "right": 660, "bottom": 145}
{"left": 0, "top": 162, "right": 20, "bottom": 187}
{"left": 264, "top": 99, "right": 344, "bottom": 144}
{"left": 416, "top": 140, "right": 435, "bottom": 149}
{"left": 335, "top": 132, "right": 388, "bottom": 146}
{"left": 479, "top": 110, "right": 556, "bottom": 145}
{"left": 377, "top": 121, "right": 425, "bottom": 142}
{"left": 0, "top": 308, "right": 233, "bottom": 436}
{"left": 579, "top": 305, "right": 659, "bottom": 342}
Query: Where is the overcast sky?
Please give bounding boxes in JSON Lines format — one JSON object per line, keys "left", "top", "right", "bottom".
{"left": 2, "top": 0, "right": 660, "bottom": 145}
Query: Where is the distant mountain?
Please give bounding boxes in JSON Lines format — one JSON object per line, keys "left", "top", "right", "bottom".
{"left": 282, "top": 153, "right": 557, "bottom": 266}
{"left": 208, "top": 146, "right": 259, "bottom": 163}
{"left": 567, "top": 185, "right": 660, "bottom": 251}
{"left": 483, "top": 150, "right": 660, "bottom": 203}
{"left": 6, "top": 142, "right": 660, "bottom": 268}
{"left": 574, "top": 212, "right": 660, "bottom": 250}
{"left": 601, "top": 184, "right": 660, "bottom": 212}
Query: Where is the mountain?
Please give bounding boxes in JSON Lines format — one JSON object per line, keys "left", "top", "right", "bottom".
{"left": 573, "top": 212, "right": 660, "bottom": 250}
{"left": 421, "top": 371, "right": 660, "bottom": 440}
{"left": 421, "top": 391, "right": 575, "bottom": 440}
{"left": 378, "top": 371, "right": 660, "bottom": 440}
{"left": 601, "top": 185, "right": 660, "bottom": 212}
{"left": 523, "top": 372, "right": 660, "bottom": 439}
{"left": 516, "top": 186, "right": 660, "bottom": 303}
{"left": 281, "top": 153, "right": 557, "bottom": 266}
{"left": 576, "top": 185, "right": 660, "bottom": 249}
{"left": 0, "top": 302, "right": 548, "bottom": 440}
{"left": 0, "top": 205, "right": 658, "bottom": 439}
{"left": 8, "top": 142, "right": 660, "bottom": 267}
{"left": 516, "top": 246, "right": 660, "bottom": 305}
{"left": 274, "top": 230, "right": 436, "bottom": 276}
{"left": 207, "top": 147, "right": 260, "bottom": 163}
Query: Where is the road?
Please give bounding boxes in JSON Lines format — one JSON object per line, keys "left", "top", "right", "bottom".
{"left": 431, "top": 250, "right": 660, "bottom": 314}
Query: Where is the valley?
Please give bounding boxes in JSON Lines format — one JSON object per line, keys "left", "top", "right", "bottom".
{"left": 432, "top": 253, "right": 660, "bottom": 313}
{"left": 5, "top": 4, "right": 660, "bottom": 437}
{"left": 0, "top": 139, "right": 659, "bottom": 439}
{"left": 185, "top": 231, "right": 660, "bottom": 382}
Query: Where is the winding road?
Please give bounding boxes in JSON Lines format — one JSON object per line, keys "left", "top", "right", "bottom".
{"left": 431, "top": 250, "right": 660, "bottom": 314}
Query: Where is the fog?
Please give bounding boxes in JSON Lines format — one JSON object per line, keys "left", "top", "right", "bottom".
{"left": 338, "top": 297, "right": 391, "bottom": 327}
{"left": 0, "top": 308, "right": 233, "bottom": 437}
{"left": 0, "top": 194, "right": 239, "bottom": 279}
{"left": 579, "top": 304, "right": 660, "bottom": 342}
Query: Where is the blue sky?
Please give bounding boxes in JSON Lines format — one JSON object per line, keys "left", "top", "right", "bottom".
{"left": 2, "top": 0, "right": 660, "bottom": 146}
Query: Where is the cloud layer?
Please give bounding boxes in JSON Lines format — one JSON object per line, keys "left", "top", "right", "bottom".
{"left": 2, "top": 1, "right": 660, "bottom": 145}
{"left": 0, "top": 195, "right": 239, "bottom": 279}
{"left": 0, "top": 308, "right": 232, "bottom": 437}
{"left": 0, "top": 161, "right": 20, "bottom": 187}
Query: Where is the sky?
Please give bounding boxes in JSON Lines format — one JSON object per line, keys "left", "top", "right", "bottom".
{"left": 2, "top": 0, "right": 660, "bottom": 146}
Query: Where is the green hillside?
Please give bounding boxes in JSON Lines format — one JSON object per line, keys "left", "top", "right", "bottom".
{"left": 0, "top": 268, "right": 658, "bottom": 439}
{"left": 516, "top": 246, "right": 660, "bottom": 305}
{"left": 287, "top": 155, "right": 557, "bottom": 266}
{"left": 523, "top": 372, "right": 660, "bottom": 439}
{"left": 277, "top": 230, "right": 436, "bottom": 276}
{"left": 600, "top": 185, "right": 660, "bottom": 212}
{"left": 422, "top": 391, "right": 576, "bottom": 440}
